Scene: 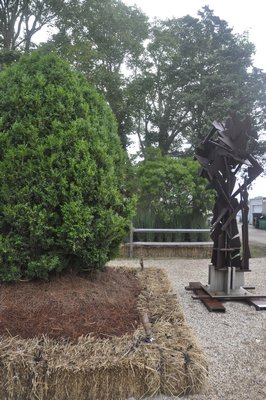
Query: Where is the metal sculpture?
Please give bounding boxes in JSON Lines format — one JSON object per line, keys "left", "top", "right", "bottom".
{"left": 194, "top": 113, "right": 264, "bottom": 300}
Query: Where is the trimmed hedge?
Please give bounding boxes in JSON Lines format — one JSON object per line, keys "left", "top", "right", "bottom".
{"left": 0, "top": 51, "right": 133, "bottom": 281}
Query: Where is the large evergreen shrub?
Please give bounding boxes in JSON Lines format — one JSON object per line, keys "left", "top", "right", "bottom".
{"left": 0, "top": 51, "right": 133, "bottom": 281}
{"left": 132, "top": 149, "right": 214, "bottom": 241}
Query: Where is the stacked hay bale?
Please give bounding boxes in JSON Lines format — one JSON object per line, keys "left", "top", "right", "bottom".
{"left": 136, "top": 267, "right": 208, "bottom": 397}
{"left": 0, "top": 268, "right": 207, "bottom": 399}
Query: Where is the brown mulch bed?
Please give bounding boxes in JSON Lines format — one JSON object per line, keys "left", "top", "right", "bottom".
{"left": 0, "top": 266, "right": 208, "bottom": 400}
{"left": 0, "top": 267, "right": 141, "bottom": 339}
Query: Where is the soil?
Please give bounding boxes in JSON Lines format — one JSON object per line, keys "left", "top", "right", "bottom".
{"left": 0, "top": 267, "right": 141, "bottom": 340}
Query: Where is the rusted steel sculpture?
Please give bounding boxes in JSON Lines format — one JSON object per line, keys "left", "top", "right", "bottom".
{"left": 193, "top": 113, "right": 264, "bottom": 302}
{"left": 195, "top": 113, "right": 263, "bottom": 270}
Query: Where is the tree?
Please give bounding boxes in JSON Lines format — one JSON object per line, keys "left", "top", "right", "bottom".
{"left": 128, "top": 6, "right": 266, "bottom": 157}
{"left": 0, "top": 50, "right": 134, "bottom": 281}
{"left": 0, "top": 0, "right": 66, "bottom": 70}
{"left": 44, "top": 0, "right": 149, "bottom": 148}
{"left": 0, "top": 0, "right": 65, "bottom": 52}
{"left": 132, "top": 149, "right": 214, "bottom": 239}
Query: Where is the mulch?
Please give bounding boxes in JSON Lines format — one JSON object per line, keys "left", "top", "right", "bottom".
{"left": 0, "top": 267, "right": 141, "bottom": 339}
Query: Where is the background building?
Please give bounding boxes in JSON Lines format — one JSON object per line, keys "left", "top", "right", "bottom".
{"left": 248, "top": 196, "right": 266, "bottom": 225}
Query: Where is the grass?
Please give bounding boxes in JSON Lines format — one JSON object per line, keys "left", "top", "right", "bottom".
{"left": 249, "top": 244, "right": 266, "bottom": 258}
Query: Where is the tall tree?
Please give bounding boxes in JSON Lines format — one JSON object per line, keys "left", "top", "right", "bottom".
{"left": 0, "top": 0, "right": 64, "bottom": 52}
{"left": 45, "top": 0, "right": 149, "bottom": 148}
{"left": 128, "top": 6, "right": 266, "bottom": 157}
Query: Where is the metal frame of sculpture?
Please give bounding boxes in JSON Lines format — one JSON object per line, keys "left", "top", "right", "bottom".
{"left": 194, "top": 113, "right": 264, "bottom": 300}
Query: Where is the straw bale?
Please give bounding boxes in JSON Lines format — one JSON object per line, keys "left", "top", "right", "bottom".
{"left": 0, "top": 267, "right": 207, "bottom": 399}
{"left": 120, "top": 243, "right": 212, "bottom": 258}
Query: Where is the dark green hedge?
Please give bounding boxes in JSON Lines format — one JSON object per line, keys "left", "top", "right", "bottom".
{"left": 0, "top": 51, "right": 133, "bottom": 281}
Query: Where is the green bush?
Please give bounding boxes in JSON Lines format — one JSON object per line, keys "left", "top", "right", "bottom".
{"left": 132, "top": 149, "right": 214, "bottom": 241}
{"left": 0, "top": 50, "right": 133, "bottom": 281}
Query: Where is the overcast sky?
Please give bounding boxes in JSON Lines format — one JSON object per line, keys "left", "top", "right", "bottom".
{"left": 124, "top": 0, "right": 266, "bottom": 198}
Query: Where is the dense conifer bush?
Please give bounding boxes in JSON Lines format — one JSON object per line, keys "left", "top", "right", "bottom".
{"left": 0, "top": 51, "right": 133, "bottom": 281}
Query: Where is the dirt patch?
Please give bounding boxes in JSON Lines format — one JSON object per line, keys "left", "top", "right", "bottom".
{"left": 0, "top": 267, "right": 141, "bottom": 339}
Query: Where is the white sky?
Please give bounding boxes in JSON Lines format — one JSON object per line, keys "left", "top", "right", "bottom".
{"left": 124, "top": 0, "right": 266, "bottom": 198}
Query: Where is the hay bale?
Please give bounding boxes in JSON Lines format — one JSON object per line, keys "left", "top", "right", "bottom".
{"left": 135, "top": 267, "right": 208, "bottom": 396}
{"left": 0, "top": 268, "right": 208, "bottom": 399}
{"left": 119, "top": 243, "right": 213, "bottom": 258}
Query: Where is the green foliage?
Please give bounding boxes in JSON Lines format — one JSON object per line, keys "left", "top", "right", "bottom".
{"left": 0, "top": 50, "right": 134, "bottom": 281}
{"left": 2, "top": 2, "right": 265, "bottom": 157}
{"left": 0, "top": 49, "right": 22, "bottom": 70}
{"left": 44, "top": 0, "right": 149, "bottom": 148}
{"left": 0, "top": 0, "right": 64, "bottom": 52}
{"left": 128, "top": 6, "right": 266, "bottom": 156}
{"left": 132, "top": 149, "right": 214, "bottom": 241}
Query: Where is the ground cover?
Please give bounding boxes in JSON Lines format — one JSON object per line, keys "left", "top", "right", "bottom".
{"left": 250, "top": 244, "right": 266, "bottom": 258}
{"left": 0, "top": 267, "right": 140, "bottom": 339}
{"left": 0, "top": 266, "right": 208, "bottom": 400}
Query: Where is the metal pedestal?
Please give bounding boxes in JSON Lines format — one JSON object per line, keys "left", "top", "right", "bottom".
{"left": 186, "top": 265, "right": 266, "bottom": 311}
{"left": 205, "top": 264, "right": 249, "bottom": 298}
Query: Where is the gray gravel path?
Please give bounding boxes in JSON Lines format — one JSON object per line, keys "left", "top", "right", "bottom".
{"left": 108, "top": 258, "right": 266, "bottom": 400}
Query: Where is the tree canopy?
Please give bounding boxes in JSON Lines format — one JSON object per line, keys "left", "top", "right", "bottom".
{"left": 1, "top": 3, "right": 265, "bottom": 156}
{"left": 132, "top": 149, "right": 214, "bottom": 232}
{"left": 127, "top": 7, "right": 266, "bottom": 157}
{"left": 0, "top": 0, "right": 65, "bottom": 51}
{"left": 45, "top": 0, "right": 149, "bottom": 148}
{"left": 0, "top": 2, "right": 265, "bottom": 240}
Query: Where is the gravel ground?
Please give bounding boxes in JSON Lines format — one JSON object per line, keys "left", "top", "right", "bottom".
{"left": 108, "top": 258, "right": 266, "bottom": 400}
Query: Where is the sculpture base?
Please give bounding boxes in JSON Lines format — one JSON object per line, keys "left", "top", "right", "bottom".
{"left": 206, "top": 264, "right": 248, "bottom": 296}
{"left": 185, "top": 265, "right": 266, "bottom": 311}
{"left": 203, "top": 285, "right": 252, "bottom": 299}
